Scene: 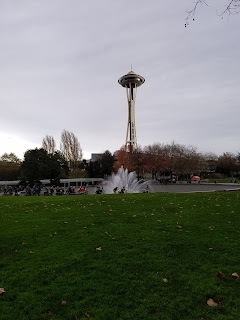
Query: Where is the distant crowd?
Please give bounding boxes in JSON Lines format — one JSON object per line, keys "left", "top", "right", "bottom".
{"left": 0, "top": 185, "right": 88, "bottom": 196}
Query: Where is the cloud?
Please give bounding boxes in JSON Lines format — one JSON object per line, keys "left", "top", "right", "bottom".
{"left": 0, "top": 0, "right": 239, "bottom": 159}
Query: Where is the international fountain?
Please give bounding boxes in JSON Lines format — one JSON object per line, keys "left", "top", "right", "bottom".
{"left": 99, "top": 166, "right": 152, "bottom": 194}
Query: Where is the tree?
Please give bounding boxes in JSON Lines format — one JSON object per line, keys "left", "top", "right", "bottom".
{"left": 142, "top": 144, "right": 170, "bottom": 179}
{"left": 99, "top": 151, "right": 115, "bottom": 176}
{"left": 216, "top": 152, "right": 239, "bottom": 178}
{"left": 114, "top": 147, "right": 132, "bottom": 172}
{"left": 0, "top": 153, "right": 22, "bottom": 180}
{"left": 128, "top": 147, "right": 144, "bottom": 178}
{"left": 60, "top": 130, "right": 82, "bottom": 170}
{"left": 22, "top": 149, "right": 50, "bottom": 183}
{"left": 42, "top": 135, "right": 56, "bottom": 154}
{"left": 114, "top": 146, "right": 143, "bottom": 176}
{"left": 115, "top": 145, "right": 171, "bottom": 179}
{"left": 22, "top": 148, "right": 70, "bottom": 184}
{"left": 48, "top": 151, "right": 70, "bottom": 183}
{"left": 0, "top": 153, "right": 21, "bottom": 164}
{"left": 200, "top": 152, "right": 218, "bottom": 177}
{"left": 186, "top": 0, "right": 240, "bottom": 26}
{"left": 165, "top": 143, "right": 202, "bottom": 179}
{"left": 84, "top": 151, "right": 115, "bottom": 178}
{"left": 85, "top": 160, "right": 102, "bottom": 178}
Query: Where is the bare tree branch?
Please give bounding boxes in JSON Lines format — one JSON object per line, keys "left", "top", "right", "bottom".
{"left": 60, "top": 130, "right": 82, "bottom": 169}
{"left": 185, "top": 0, "right": 240, "bottom": 26}
{"left": 42, "top": 135, "right": 56, "bottom": 154}
{"left": 186, "top": 0, "right": 208, "bottom": 22}
{"left": 220, "top": 0, "right": 240, "bottom": 16}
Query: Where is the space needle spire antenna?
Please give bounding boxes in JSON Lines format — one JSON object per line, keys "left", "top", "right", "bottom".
{"left": 118, "top": 70, "right": 145, "bottom": 152}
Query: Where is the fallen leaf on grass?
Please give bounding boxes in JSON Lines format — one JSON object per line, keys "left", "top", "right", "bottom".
{"left": 217, "top": 271, "right": 226, "bottom": 279}
{"left": 29, "top": 251, "right": 34, "bottom": 254}
{"left": 96, "top": 247, "right": 102, "bottom": 251}
{"left": 232, "top": 272, "right": 239, "bottom": 279}
{"left": 107, "top": 212, "right": 112, "bottom": 215}
{"left": 85, "top": 312, "right": 90, "bottom": 318}
{"left": 207, "top": 298, "right": 218, "bottom": 306}
{"left": 61, "top": 300, "right": 67, "bottom": 305}
{"left": 0, "top": 288, "right": 6, "bottom": 295}
{"left": 162, "top": 278, "right": 168, "bottom": 283}
{"left": 209, "top": 226, "right": 215, "bottom": 230}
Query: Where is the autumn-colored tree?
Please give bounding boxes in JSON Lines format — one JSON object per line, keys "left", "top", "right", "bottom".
{"left": 142, "top": 144, "right": 171, "bottom": 179}
{"left": 114, "top": 147, "right": 131, "bottom": 171}
{"left": 128, "top": 147, "right": 144, "bottom": 177}
{"left": 165, "top": 143, "right": 202, "bottom": 179}
{"left": 114, "top": 146, "right": 142, "bottom": 175}
{"left": 42, "top": 135, "right": 56, "bottom": 154}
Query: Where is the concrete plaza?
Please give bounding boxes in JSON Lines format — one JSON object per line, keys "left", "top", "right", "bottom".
{"left": 151, "top": 182, "right": 240, "bottom": 193}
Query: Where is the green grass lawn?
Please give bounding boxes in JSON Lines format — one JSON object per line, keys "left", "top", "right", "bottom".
{"left": 1, "top": 192, "right": 240, "bottom": 320}
{"left": 208, "top": 179, "right": 240, "bottom": 184}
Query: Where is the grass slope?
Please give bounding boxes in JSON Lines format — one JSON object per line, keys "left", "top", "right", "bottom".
{"left": 0, "top": 192, "right": 240, "bottom": 320}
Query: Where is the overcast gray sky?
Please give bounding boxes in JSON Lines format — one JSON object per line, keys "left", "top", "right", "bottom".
{"left": 0, "top": 1, "right": 239, "bottom": 160}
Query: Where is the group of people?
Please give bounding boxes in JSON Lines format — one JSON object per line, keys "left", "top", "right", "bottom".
{"left": 43, "top": 186, "right": 64, "bottom": 196}
{"left": 113, "top": 185, "right": 149, "bottom": 194}
{"left": 26, "top": 185, "right": 41, "bottom": 196}
{"left": 44, "top": 186, "right": 88, "bottom": 196}
{"left": 0, "top": 185, "right": 89, "bottom": 196}
{"left": 95, "top": 186, "right": 127, "bottom": 194}
{"left": 1, "top": 184, "right": 151, "bottom": 196}
{"left": 0, "top": 186, "right": 20, "bottom": 196}
{"left": 113, "top": 187, "right": 126, "bottom": 194}
{"left": 95, "top": 186, "right": 104, "bottom": 194}
{"left": 77, "top": 186, "right": 88, "bottom": 195}
{"left": 42, "top": 185, "right": 88, "bottom": 196}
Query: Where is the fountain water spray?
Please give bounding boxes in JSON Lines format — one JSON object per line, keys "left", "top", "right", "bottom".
{"left": 100, "top": 166, "right": 152, "bottom": 194}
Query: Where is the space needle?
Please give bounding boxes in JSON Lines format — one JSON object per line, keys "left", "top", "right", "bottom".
{"left": 118, "top": 70, "right": 145, "bottom": 151}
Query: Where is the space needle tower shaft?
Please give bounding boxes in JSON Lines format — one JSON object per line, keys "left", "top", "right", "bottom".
{"left": 118, "top": 70, "right": 145, "bottom": 151}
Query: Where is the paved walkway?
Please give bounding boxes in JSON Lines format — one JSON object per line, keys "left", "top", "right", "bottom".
{"left": 151, "top": 183, "right": 240, "bottom": 193}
